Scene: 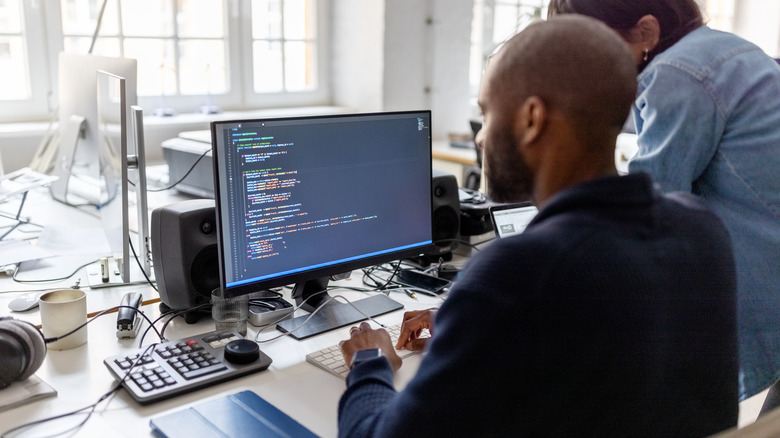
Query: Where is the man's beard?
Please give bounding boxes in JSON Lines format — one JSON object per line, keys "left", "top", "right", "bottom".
{"left": 484, "top": 134, "right": 534, "bottom": 203}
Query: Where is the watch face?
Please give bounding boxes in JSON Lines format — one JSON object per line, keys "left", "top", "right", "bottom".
{"left": 351, "top": 348, "right": 382, "bottom": 368}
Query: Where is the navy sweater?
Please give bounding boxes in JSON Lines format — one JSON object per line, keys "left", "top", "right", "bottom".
{"left": 338, "top": 173, "right": 738, "bottom": 437}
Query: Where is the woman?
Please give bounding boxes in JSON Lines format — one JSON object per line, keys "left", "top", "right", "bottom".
{"left": 547, "top": 0, "right": 780, "bottom": 404}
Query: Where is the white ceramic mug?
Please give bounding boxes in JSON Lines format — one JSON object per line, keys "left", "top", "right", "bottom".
{"left": 39, "top": 289, "right": 88, "bottom": 350}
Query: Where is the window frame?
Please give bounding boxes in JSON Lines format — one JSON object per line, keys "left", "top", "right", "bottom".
{"left": 469, "top": 0, "right": 546, "bottom": 96}
{"left": 0, "top": 1, "right": 54, "bottom": 123}
{"left": 238, "top": 0, "right": 331, "bottom": 108}
{"left": 0, "top": 0, "right": 329, "bottom": 123}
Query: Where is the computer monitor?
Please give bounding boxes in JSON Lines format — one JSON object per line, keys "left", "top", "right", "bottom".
{"left": 93, "top": 70, "right": 151, "bottom": 287}
{"left": 51, "top": 53, "right": 137, "bottom": 204}
{"left": 211, "top": 111, "right": 434, "bottom": 339}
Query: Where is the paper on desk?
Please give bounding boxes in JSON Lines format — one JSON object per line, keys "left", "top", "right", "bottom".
{"left": 0, "top": 375, "right": 57, "bottom": 413}
{"left": 0, "top": 240, "right": 52, "bottom": 266}
{"left": 35, "top": 226, "right": 112, "bottom": 257}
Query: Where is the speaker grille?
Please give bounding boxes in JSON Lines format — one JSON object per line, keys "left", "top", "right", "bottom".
{"left": 433, "top": 205, "right": 459, "bottom": 248}
{"left": 190, "top": 244, "right": 219, "bottom": 305}
{"left": 428, "top": 170, "right": 460, "bottom": 256}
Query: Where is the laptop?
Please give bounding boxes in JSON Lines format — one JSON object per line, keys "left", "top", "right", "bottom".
{"left": 489, "top": 202, "right": 538, "bottom": 238}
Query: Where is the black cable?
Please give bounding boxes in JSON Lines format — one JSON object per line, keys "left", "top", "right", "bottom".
{"left": 1, "top": 385, "right": 122, "bottom": 437}
{"left": 361, "top": 262, "right": 402, "bottom": 291}
{"left": 434, "top": 237, "right": 485, "bottom": 252}
{"left": 43, "top": 305, "right": 164, "bottom": 345}
{"left": 0, "top": 343, "right": 155, "bottom": 438}
{"left": 159, "top": 303, "right": 212, "bottom": 338}
{"left": 147, "top": 148, "right": 211, "bottom": 192}
{"left": 138, "top": 302, "right": 211, "bottom": 346}
{"left": 128, "top": 236, "right": 157, "bottom": 291}
{"left": 248, "top": 290, "right": 286, "bottom": 310}
{"left": 12, "top": 258, "right": 99, "bottom": 284}
{"left": 472, "top": 237, "right": 496, "bottom": 247}
{"left": 138, "top": 309, "right": 175, "bottom": 346}
{"left": 2, "top": 304, "right": 161, "bottom": 437}
{"left": 0, "top": 284, "right": 81, "bottom": 296}
{"left": 253, "top": 289, "right": 391, "bottom": 343}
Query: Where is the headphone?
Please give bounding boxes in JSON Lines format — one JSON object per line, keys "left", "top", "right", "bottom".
{"left": 0, "top": 316, "right": 47, "bottom": 389}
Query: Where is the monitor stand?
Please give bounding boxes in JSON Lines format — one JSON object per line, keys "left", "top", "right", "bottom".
{"left": 275, "top": 277, "right": 403, "bottom": 340}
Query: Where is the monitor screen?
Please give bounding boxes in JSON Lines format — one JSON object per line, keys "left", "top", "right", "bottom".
{"left": 211, "top": 111, "right": 434, "bottom": 338}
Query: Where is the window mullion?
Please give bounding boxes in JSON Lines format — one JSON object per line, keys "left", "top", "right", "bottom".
{"left": 280, "top": 0, "right": 287, "bottom": 91}
{"left": 236, "top": 0, "right": 253, "bottom": 107}
{"left": 172, "top": 0, "right": 181, "bottom": 96}
{"left": 117, "top": 0, "right": 125, "bottom": 57}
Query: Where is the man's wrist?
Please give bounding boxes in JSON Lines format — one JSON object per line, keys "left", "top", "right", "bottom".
{"left": 350, "top": 348, "right": 383, "bottom": 369}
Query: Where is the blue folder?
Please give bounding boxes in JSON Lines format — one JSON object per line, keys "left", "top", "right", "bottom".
{"left": 150, "top": 390, "right": 319, "bottom": 438}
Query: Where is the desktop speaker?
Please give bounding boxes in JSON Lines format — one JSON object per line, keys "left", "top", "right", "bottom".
{"left": 151, "top": 199, "right": 219, "bottom": 322}
{"left": 0, "top": 317, "right": 47, "bottom": 389}
{"left": 425, "top": 169, "right": 460, "bottom": 260}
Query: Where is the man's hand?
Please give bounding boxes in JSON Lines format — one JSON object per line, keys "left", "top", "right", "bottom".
{"left": 395, "top": 308, "right": 436, "bottom": 351}
{"left": 340, "top": 322, "right": 403, "bottom": 371}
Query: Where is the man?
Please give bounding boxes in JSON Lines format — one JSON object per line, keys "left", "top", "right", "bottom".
{"left": 338, "top": 15, "right": 738, "bottom": 437}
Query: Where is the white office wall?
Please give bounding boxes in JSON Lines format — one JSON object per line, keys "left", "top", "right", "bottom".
{"left": 428, "top": 0, "right": 474, "bottom": 139}
{"left": 331, "top": 0, "right": 385, "bottom": 112}
{"left": 332, "top": 0, "right": 474, "bottom": 140}
{"left": 383, "top": 0, "right": 474, "bottom": 139}
{"left": 382, "top": 0, "right": 431, "bottom": 112}
{"left": 733, "top": 0, "right": 780, "bottom": 57}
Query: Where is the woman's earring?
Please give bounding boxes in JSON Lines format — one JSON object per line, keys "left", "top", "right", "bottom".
{"left": 643, "top": 48, "right": 649, "bottom": 62}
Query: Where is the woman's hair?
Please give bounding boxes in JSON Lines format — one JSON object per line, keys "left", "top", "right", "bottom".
{"left": 547, "top": 0, "right": 703, "bottom": 68}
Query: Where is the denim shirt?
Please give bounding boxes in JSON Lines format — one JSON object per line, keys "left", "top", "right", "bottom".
{"left": 628, "top": 26, "right": 780, "bottom": 400}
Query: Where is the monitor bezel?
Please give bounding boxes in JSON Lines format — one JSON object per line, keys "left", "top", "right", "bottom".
{"left": 210, "top": 110, "right": 436, "bottom": 299}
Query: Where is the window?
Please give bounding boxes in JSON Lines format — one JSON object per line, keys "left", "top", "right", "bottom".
{"left": 251, "top": 0, "right": 318, "bottom": 93}
{"left": 469, "top": 0, "right": 778, "bottom": 101}
{"left": 0, "top": 1, "right": 50, "bottom": 122}
{"left": 703, "top": 0, "right": 779, "bottom": 57}
{"left": 0, "top": 0, "right": 27, "bottom": 100}
{"left": 703, "top": 0, "right": 736, "bottom": 31}
{"left": 0, "top": 0, "right": 327, "bottom": 123}
{"left": 60, "top": 0, "right": 231, "bottom": 113}
{"left": 469, "top": 0, "right": 546, "bottom": 95}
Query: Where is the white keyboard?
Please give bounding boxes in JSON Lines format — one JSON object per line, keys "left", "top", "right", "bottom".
{"left": 306, "top": 323, "right": 428, "bottom": 379}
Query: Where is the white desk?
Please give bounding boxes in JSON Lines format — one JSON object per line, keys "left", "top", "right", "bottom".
{"left": 0, "top": 188, "right": 449, "bottom": 437}
{"left": 1, "top": 288, "right": 440, "bottom": 437}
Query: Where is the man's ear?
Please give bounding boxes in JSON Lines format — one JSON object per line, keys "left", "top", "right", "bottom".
{"left": 516, "top": 95, "right": 546, "bottom": 147}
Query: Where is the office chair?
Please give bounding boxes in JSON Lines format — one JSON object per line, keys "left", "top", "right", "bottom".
{"left": 463, "top": 165, "right": 481, "bottom": 191}
{"left": 464, "top": 120, "right": 483, "bottom": 191}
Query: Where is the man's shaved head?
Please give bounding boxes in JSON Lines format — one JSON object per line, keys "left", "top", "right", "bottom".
{"left": 477, "top": 15, "right": 637, "bottom": 204}
{"left": 489, "top": 15, "right": 636, "bottom": 150}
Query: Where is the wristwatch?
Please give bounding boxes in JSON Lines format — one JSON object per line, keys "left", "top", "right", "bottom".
{"left": 350, "top": 348, "right": 383, "bottom": 369}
